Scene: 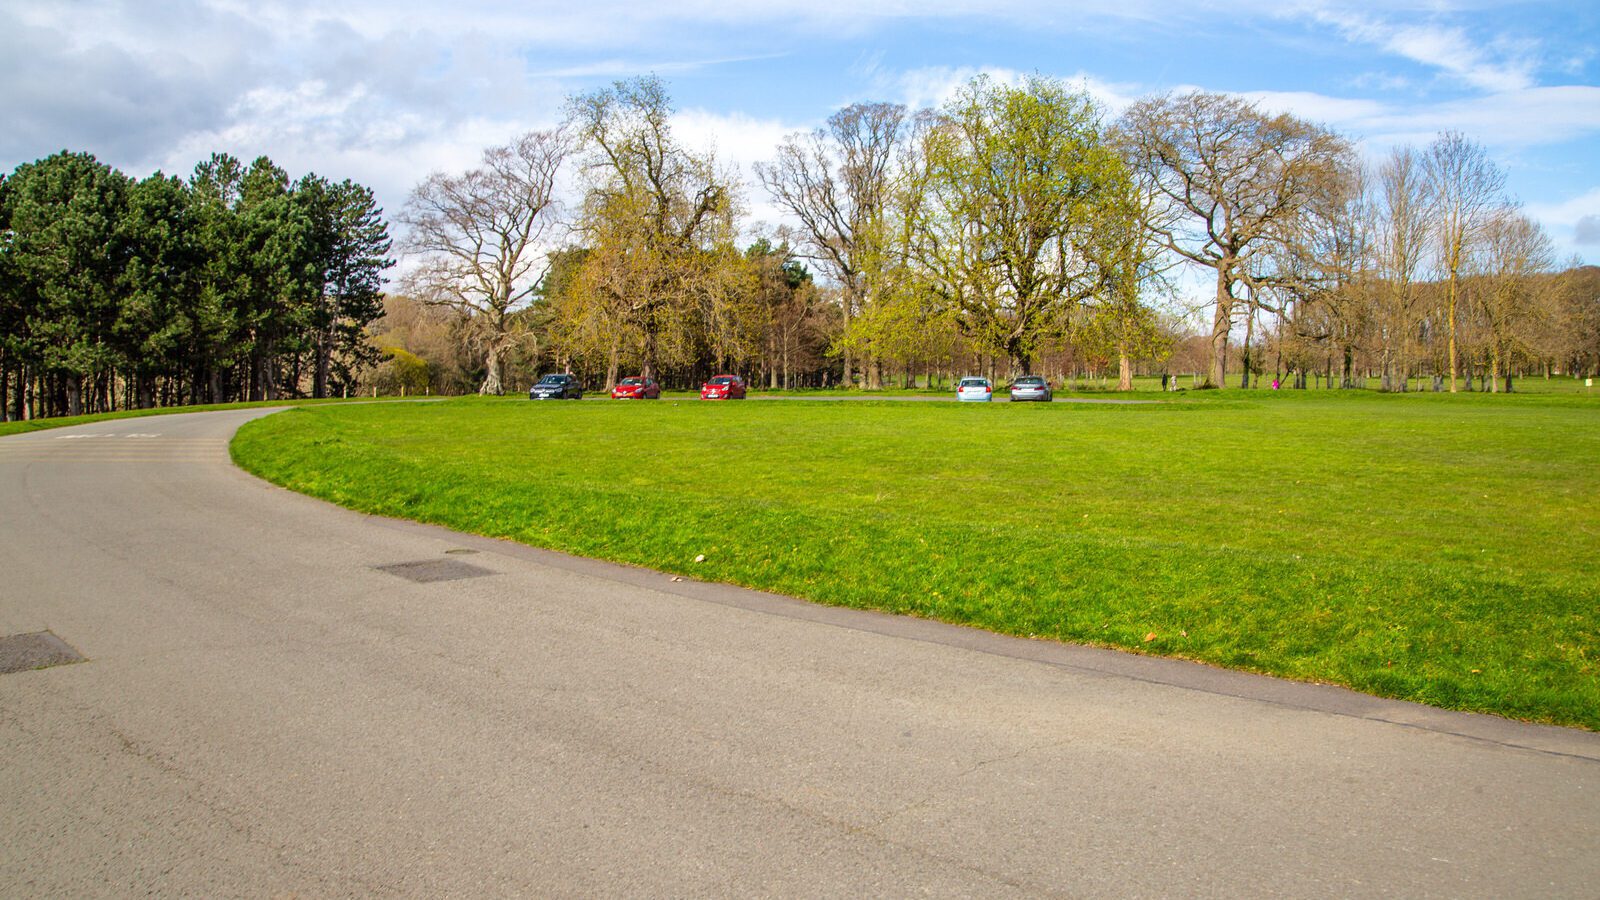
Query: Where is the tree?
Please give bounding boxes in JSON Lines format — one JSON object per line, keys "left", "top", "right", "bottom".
{"left": 913, "top": 74, "right": 1122, "bottom": 375}
{"left": 1425, "top": 131, "right": 1507, "bottom": 392}
{"left": 0, "top": 171, "right": 21, "bottom": 419}
{"left": 1077, "top": 172, "right": 1171, "bottom": 390}
{"left": 1276, "top": 153, "right": 1371, "bottom": 389}
{"left": 1, "top": 151, "right": 130, "bottom": 415}
{"left": 299, "top": 176, "right": 393, "bottom": 397}
{"left": 1553, "top": 266, "right": 1600, "bottom": 377}
{"left": 758, "top": 102, "right": 909, "bottom": 387}
{"left": 116, "top": 172, "right": 202, "bottom": 408}
{"left": 566, "top": 76, "right": 737, "bottom": 381}
{"left": 743, "top": 240, "right": 830, "bottom": 388}
{"left": 1474, "top": 209, "right": 1554, "bottom": 391}
{"left": 1120, "top": 92, "right": 1352, "bottom": 387}
{"left": 1372, "top": 146, "right": 1432, "bottom": 391}
{"left": 400, "top": 129, "right": 571, "bottom": 395}
{"left": 187, "top": 153, "right": 250, "bottom": 403}
{"left": 236, "top": 156, "right": 319, "bottom": 401}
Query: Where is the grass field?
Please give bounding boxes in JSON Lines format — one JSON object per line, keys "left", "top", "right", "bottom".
{"left": 231, "top": 390, "right": 1600, "bottom": 729}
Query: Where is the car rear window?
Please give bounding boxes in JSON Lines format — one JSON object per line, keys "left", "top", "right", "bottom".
{"left": 959, "top": 379, "right": 988, "bottom": 387}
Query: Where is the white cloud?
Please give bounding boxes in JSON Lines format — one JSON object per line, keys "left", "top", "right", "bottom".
{"left": 3, "top": 0, "right": 1594, "bottom": 271}
{"left": 879, "top": 65, "right": 1143, "bottom": 115}
{"left": 671, "top": 108, "right": 810, "bottom": 232}
{"left": 1524, "top": 187, "right": 1600, "bottom": 252}
{"left": 1309, "top": 8, "right": 1539, "bottom": 93}
{"left": 1226, "top": 85, "right": 1600, "bottom": 155}
{"left": 1237, "top": 91, "right": 1391, "bottom": 127}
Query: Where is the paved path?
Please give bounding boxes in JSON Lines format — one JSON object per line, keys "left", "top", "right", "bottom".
{"left": 1, "top": 409, "right": 1596, "bottom": 897}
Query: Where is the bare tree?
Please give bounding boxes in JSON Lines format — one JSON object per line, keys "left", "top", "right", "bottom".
{"left": 1424, "top": 131, "right": 1506, "bottom": 393}
{"left": 1475, "top": 209, "right": 1554, "bottom": 391}
{"left": 758, "top": 102, "right": 908, "bottom": 388}
{"left": 400, "top": 128, "right": 571, "bottom": 395}
{"left": 1078, "top": 164, "right": 1172, "bottom": 390}
{"left": 1120, "top": 92, "right": 1352, "bottom": 387}
{"left": 1373, "top": 146, "right": 1432, "bottom": 391}
{"left": 1279, "top": 156, "right": 1372, "bottom": 389}
{"left": 766, "top": 106, "right": 899, "bottom": 384}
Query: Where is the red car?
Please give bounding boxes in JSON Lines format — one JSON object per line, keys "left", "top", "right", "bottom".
{"left": 700, "top": 374, "right": 746, "bottom": 400}
{"left": 611, "top": 376, "right": 661, "bottom": 399}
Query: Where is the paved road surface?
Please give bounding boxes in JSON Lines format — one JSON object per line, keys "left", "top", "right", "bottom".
{"left": 2, "top": 409, "right": 1596, "bottom": 897}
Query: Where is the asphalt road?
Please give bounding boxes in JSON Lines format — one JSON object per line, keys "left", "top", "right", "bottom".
{"left": 2, "top": 409, "right": 1596, "bottom": 897}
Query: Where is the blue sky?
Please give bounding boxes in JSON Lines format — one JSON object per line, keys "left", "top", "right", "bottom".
{"left": 4, "top": 1, "right": 1597, "bottom": 266}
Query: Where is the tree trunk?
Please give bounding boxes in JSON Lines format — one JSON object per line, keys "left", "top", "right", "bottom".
{"left": 841, "top": 287, "right": 855, "bottom": 387}
{"left": 1206, "top": 266, "right": 1233, "bottom": 388}
{"left": 1447, "top": 269, "right": 1459, "bottom": 392}
{"left": 1117, "top": 341, "right": 1132, "bottom": 391}
{"left": 1239, "top": 311, "right": 1255, "bottom": 389}
{"left": 313, "top": 327, "right": 332, "bottom": 399}
{"left": 480, "top": 339, "right": 504, "bottom": 395}
{"left": 66, "top": 375, "right": 83, "bottom": 417}
{"left": 257, "top": 345, "right": 278, "bottom": 401}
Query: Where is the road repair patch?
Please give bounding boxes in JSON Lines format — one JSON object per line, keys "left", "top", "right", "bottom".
{"left": 373, "top": 559, "right": 497, "bottom": 584}
{"left": 0, "top": 631, "right": 86, "bottom": 674}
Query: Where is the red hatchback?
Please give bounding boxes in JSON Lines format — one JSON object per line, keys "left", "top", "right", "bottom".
{"left": 700, "top": 374, "right": 746, "bottom": 400}
{"left": 611, "top": 376, "right": 661, "bottom": 399}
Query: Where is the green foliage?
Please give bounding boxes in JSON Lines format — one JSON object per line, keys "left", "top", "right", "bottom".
{"left": 916, "top": 75, "right": 1126, "bottom": 372}
{"left": 0, "top": 150, "right": 393, "bottom": 417}
{"left": 2, "top": 152, "right": 131, "bottom": 412}
{"left": 234, "top": 391, "right": 1600, "bottom": 730}
{"left": 377, "top": 346, "right": 430, "bottom": 393}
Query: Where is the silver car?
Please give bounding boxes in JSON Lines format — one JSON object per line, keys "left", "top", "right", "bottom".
{"left": 1008, "top": 375, "right": 1052, "bottom": 402}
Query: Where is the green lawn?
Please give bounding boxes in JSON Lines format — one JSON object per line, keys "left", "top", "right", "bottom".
{"left": 230, "top": 391, "right": 1600, "bottom": 729}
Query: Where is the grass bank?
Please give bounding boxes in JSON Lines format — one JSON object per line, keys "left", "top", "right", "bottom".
{"left": 232, "top": 391, "right": 1600, "bottom": 729}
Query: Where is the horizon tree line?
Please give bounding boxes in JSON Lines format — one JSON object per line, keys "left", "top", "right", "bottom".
{"left": 402, "top": 74, "right": 1595, "bottom": 396}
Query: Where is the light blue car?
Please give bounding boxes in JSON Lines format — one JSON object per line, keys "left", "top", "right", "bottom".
{"left": 956, "top": 377, "right": 993, "bottom": 402}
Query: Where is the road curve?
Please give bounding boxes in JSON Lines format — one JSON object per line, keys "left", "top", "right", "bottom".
{"left": 2, "top": 409, "right": 1596, "bottom": 897}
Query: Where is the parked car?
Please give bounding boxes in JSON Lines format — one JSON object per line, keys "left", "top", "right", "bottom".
{"left": 700, "top": 374, "right": 747, "bottom": 400}
{"left": 1008, "top": 375, "right": 1053, "bottom": 402}
{"left": 956, "top": 377, "right": 993, "bottom": 402}
{"left": 529, "top": 373, "right": 583, "bottom": 400}
{"left": 611, "top": 376, "right": 661, "bottom": 400}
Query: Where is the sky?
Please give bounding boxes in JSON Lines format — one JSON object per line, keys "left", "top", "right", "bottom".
{"left": 4, "top": 0, "right": 1598, "bottom": 273}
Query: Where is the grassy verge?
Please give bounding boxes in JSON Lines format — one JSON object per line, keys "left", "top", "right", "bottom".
{"left": 0, "top": 397, "right": 418, "bottom": 438}
{"left": 232, "top": 392, "right": 1600, "bottom": 729}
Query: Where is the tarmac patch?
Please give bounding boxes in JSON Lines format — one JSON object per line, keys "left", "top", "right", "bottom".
{"left": 0, "top": 631, "right": 86, "bottom": 674}
{"left": 374, "top": 559, "right": 497, "bottom": 584}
